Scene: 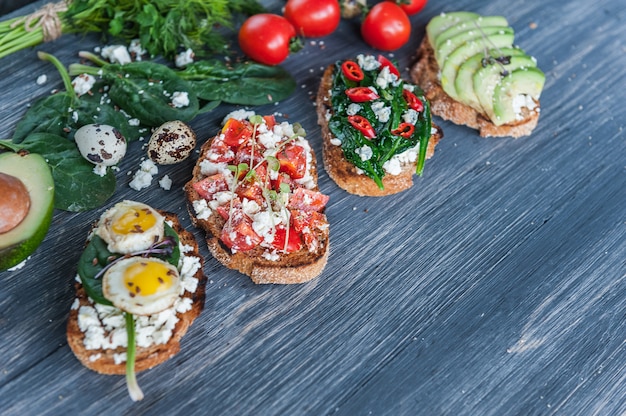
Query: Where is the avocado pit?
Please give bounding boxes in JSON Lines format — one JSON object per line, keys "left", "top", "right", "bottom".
{"left": 0, "top": 172, "right": 31, "bottom": 233}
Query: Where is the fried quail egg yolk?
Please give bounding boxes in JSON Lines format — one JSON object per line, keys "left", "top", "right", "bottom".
{"left": 103, "top": 257, "right": 180, "bottom": 316}
{"left": 97, "top": 200, "right": 165, "bottom": 254}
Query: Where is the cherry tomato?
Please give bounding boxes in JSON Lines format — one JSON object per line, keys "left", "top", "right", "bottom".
{"left": 347, "top": 115, "right": 376, "bottom": 139}
{"left": 361, "top": 2, "right": 411, "bottom": 51}
{"left": 377, "top": 55, "right": 400, "bottom": 77}
{"left": 283, "top": 0, "right": 341, "bottom": 38}
{"left": 393, "top": 0, "right": 428, "bottom": 15}
{"left": 239, "top": 14, "right": 297, "bottom": 65}
{"left": 341, "top": 60, "right": 364, "bottom": 82}
{"left": 391, "top": 122, "right": 415, "bottom": 138}
{"left": 345, "top": 87, "right": 379, "bottom": 102}
{"left": 402, "top": 89, "right": 424, "bottom": 112}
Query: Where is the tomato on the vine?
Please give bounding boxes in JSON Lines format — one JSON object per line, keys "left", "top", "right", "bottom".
{"left": 394, "top": 0, "right": 428, "bottom": 16}
{"left": 238, "top": 14, "right": 298, "bottom": 65}
{"left": 284, "top": 0, "right": 341, "bottom": 38}
{"left": 361, "top": 2, "right": 411, "bottom": 51}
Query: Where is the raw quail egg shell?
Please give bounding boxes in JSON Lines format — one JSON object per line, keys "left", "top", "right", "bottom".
{"left": 103, "top": 256, "right": 181, "bottom": 316}
{"left": 147, "top": 120, "right": 196, "bottom": 165}
{"left": 75, "top": 124, "right": 127, "bottom": 166}
{"left": 96, "top": 200, "right": 165, "bottom": 254}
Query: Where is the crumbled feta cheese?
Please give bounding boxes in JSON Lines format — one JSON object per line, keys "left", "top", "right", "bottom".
{"left": 383, "top": 157, "right": 402, "bottom": 175}
{"left": 171, "top": 91, "right": 190, "bottom": 108}
{"left": 330, "top": 138, "right": 342, "bottom": 146}
{"left": 129, "top": 159, "right": 158, "bottom": 190}
{"left": 372, "top": 101, "right": 391, "bottom": 122}
{"left": 192, "top": 199, "right": 212, "bottom": 220}
{"left": 347, "top": 103, "right": 362, "bottom": 116}
{"left": 403, "top": 109, "right": 419, "bottom": 125}
{"left": 92, "top": 164, "right": 107, "bottom": 177}
{"left": 36, "top": 74, "right": 47, "bottom": 85}
{"left": 128, "top": 39, "right": 146, "bottom": 60}
{"left": 357, "top": 54, "right": 380, "bottom": 71}
{"left": 101, "top": 45, "right": 132, "bottom": 65}
{"left": 223, "top": 109, "right": 256, "bottom": 124}
{"left": 175, "top": 48, "right": 195, "bottom": 68}
{"left": 355, "top": 145, "right": 373, "bottom": 161}
{"left": 159, "top": 175, "right": 172, "bottom": 190}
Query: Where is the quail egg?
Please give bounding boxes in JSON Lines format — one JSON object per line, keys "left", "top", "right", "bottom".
{"left": 75, "top": 124, "right": 127, "bottom": 167}
{"left": 147, "top": 120, "right": 196, "bottom": 165}
{"left": 96, "top": 200, "right": 165, "bottom": 254}
{"left": 103, "top": 256, "right": 180, "bottom": 316}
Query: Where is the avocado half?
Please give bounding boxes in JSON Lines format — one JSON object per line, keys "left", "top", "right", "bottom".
{"left": 0, "top": 152, "right": 54, "bottom": 271}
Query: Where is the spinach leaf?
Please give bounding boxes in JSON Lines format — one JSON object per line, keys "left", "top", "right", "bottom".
{"left": 76, "top": 223, "right": 181, "bottom": 306}
{"left": 18, "top": 133, "right": 116, "bottom": 212}
{"left": 100, "top": 62, "right": 200, "bottom": 126}
{"left": 12, "top": 94, "right": 75, "bottom": 143}
{"left": 178, "top": 60, "right": 296, "bottom": 105}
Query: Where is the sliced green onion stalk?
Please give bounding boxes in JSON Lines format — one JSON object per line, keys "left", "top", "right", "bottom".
{"left": 124, "top": 312, "right": 144, "bottom": 402}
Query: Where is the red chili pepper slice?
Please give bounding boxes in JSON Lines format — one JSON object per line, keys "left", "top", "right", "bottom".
{"left": 402, "top": 89, "right": 424, "bottom": 112}
{"left": 345, "top": 87, "right": 379, "bottom": 103}
{"left": 377, "top": 55, "right": 400, "bottom": 77}
{"left": 341, "top": 60, "right": 364, "bottom": 82}
{"left": 348, "top": 115, "right": 376, "bottom": 139}
{"left": 391, "top": 122, "right": 415, "bottom": 138}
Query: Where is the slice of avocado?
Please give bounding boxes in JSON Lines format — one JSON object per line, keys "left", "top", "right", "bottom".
{"left": 435, "top": 26, "right": 514, "bottom": 64}
{"left": 439, "top": 30, "right": 515, "bottom": 99}
{"left": 434, "top": 16, "right": 509, "bottom": 50}
{"left": 473, "top": 55, "right": 538, "bottom": 122}
{"left": 493, "top": 67, "right": 545, "bottom": 126}
{"left": 426, "top": 11, "right": 479, "bottom": 46}
{"left": 0, "top": 152, "right": 54, "bottom": 271}
{"left": 455, "top": 47, "right": 527, "bottom": 111}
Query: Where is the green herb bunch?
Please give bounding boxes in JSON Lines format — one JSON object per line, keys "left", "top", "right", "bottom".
{"left": 0, "top": 0, "right": 264, "bottom": 60}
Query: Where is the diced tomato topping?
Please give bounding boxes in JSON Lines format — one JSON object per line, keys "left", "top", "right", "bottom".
{"left": 402, "top": 89, "right": 424, "bottom": 112}
{"left": 208, "top": 138, "right": 235, "bottom": 163}
{"left": 391, "top": 122, "right": 415, "bottom": 138}
{"left": 347, "top": 115, "right": 376, "bottom": 139}
{"left": 236, "top": 142, "right": 266, "bottom": 168}
{"left": 288, "top": 188, "right": 329, "bottom": 212}
{"left": 220, "top": 210, "right": 262, "bottom": 252}
{"left": 221, "top": 118, "right": 253, "bottom": 147}
{"left": 263, "top": 115, "right": 276, "bottom": 130}
{"left": 192, "top": 173, "right": 229, "bottom": 200}
{"left": 236, "top": 179, "right": 264, "bottom": 205}
{"left": 215, "top": 197, "right": 242, "bottom": 220}
{"left": 377, "top": 55, "right": 400, "bottom": 77}
{"left": 271, "top": 225, "right": 303, "bottom": 253}
{"left": 345, "top": 87, "right": 379, "bottom": 103}
{"left": 341, "top": 60, "right": 364, "bottom": 82}
{"left": 290, "top": 209, "right": 326, "bottom": 233}
{"left": 277, "top": 144, "right": 307, "bottom": 179}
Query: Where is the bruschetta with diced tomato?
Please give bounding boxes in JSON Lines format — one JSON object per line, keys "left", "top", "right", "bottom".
{"left": 185, "top": 112, "right": 329, "bottom": 284}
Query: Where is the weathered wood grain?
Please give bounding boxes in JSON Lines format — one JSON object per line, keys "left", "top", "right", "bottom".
{"left": 0, "top": 0, "right": 624, "bottom": 415}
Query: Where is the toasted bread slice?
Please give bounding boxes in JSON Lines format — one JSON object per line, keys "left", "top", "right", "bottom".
{"left": 67, "top": 211, "right": 206, "bottom": 375}
{"left": 184, "top": 118, "right": 329, "bottom": 284}
{"left": 410, "top": 37, "right": 540, "bottom": 138}
{"left": 316, "top": 63, "right": 443, "bottom": 197}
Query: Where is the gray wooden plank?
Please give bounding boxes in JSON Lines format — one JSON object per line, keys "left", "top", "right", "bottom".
{"left": 0, "top": 0, "right": 624, "bottom": 415}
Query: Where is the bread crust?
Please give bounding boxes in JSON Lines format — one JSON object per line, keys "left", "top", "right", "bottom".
{"left": 316, "top": 64, "right": 443, "bottom": 197}
{"left": 67, "top": 212, "right": 206, "bottom": 375}
{"left": 410, "top": 37, "right": 540, "bottom": 138}
{"left": 185, "top": 135, "right": 329, "bottom": 285}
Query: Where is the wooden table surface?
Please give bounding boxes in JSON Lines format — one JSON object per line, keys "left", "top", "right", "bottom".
{"left": 1, "top": 0, "right": 624, "bottom": 414}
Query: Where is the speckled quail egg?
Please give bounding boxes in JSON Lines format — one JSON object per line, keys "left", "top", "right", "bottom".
{"left": 96, "top": 200, "right": 165, "bottom": 254}
{"left": 75, "top": 124, "right": 127, "bottom": 166}
{"left": 147, "top": 120, "right": 196, "bottom": 165}
{"left": 103, "top": 256, "right": 181, "bottom": 316}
